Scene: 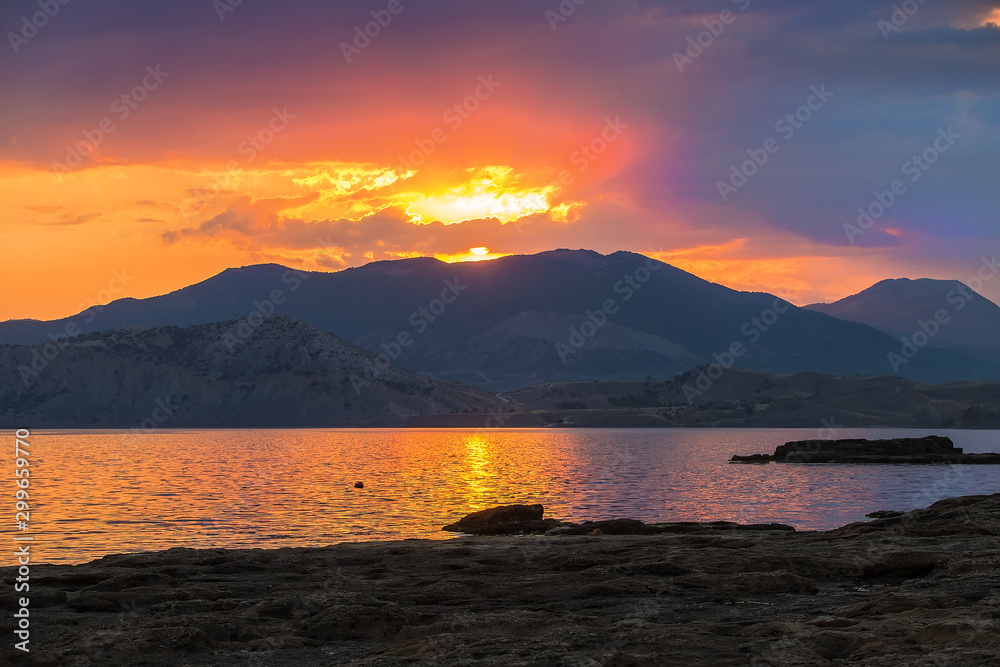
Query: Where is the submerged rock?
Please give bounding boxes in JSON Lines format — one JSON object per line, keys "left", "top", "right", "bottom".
{"left": 731, "top": 435, "right": 1000, "bottom": 464}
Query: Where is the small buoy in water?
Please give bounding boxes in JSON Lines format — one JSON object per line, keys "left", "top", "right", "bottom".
{"left": 354, "top": 482, "right": 364, "bottom": 489}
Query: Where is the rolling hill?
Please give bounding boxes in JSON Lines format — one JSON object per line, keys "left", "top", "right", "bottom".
{"left": 0, "top": 317, "right": 507, "bottom": 428}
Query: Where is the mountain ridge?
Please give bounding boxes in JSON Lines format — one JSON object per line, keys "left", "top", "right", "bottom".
{"left": 2, "top": 251, "right": 999, "bottom": 389}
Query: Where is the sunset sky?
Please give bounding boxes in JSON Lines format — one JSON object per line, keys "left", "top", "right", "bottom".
{"left": 2, "top": 0, "right": 1000, "bottom": 320}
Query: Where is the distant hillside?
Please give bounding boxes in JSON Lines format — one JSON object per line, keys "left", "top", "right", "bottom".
{"left": 410, "top": 368, "right": 1000, "bottom": 428}
{"left": 0, "top": 317, "right": 507, "bottom": 428}
{"left": 806, "top": 278, "right": 1000, "bottom": 355}
{"left": 2, "top": 250, "right": 997, "bottom": 389}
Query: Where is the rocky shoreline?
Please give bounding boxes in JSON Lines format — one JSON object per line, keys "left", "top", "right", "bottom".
{"left": 4, "top": 493, "right": 1000, "bottom": 666}
{"left": 440, "top": 503, "right": 797, "bottom": 536}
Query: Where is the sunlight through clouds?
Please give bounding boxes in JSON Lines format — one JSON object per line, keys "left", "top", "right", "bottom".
{"left": 404, "top": 166, "right": 556, "bottom": 224}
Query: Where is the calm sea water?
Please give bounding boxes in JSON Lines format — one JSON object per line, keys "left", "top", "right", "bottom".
{"left": 16, "top": 428, "right": 1000, "bottom": 564}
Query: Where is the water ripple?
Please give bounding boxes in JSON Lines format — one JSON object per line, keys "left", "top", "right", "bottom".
{"left": 19, "top": 427, "right": 1000, "bottom": 564}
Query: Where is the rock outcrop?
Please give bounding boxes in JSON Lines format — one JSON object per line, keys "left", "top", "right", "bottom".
{"left": 837, "top": 493, "right": 1000, "bottom": 537}
{"left": 731, "top": 435, "right": 1000, "bottom": 463}
{"left": 441, "top": 504, "right": 547, "bottom": 534}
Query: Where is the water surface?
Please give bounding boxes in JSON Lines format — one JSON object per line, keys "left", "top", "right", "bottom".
{"left": 19, "top": 428, "right": 1000, "bottom": 564}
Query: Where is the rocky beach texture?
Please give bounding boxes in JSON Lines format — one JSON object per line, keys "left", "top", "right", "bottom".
{"left": 4, "top": 493, "right": 1000, "bottom": 666}
{"left": 730, "top": 435, "right": 1000, "bottom": 464}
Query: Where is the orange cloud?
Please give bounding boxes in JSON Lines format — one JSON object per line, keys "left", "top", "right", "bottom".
{"left": 647, "top": 238, "right": 902, "bottom": 306}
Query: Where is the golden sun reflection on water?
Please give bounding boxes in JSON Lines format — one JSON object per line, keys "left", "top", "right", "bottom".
{"left": 17, "top": 428, "right": 1000, "bottom": 564}
{"left": 462, "top": 434, "right": 492, "bottom": 509}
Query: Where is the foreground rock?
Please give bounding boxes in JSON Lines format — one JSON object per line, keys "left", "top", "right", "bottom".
{"left": 4, "top": 494, "right": 999, "bottom": 666}
{"left": 731, "top": 434, "right": 1000, "bottom": 464}
{"left": 442, "top": 505, "right": 795, "bottom": 535}
{"left": 441, "top": 504, "right": 549, "bottom": 534}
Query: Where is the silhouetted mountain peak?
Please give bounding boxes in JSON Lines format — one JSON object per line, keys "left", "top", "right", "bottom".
{"left": 806, "top": 278, "right": 1000, "bottom": 352}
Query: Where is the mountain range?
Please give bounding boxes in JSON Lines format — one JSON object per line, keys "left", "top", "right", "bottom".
{"left": 3, "top": 250, "right": 1000, "bottom": 392}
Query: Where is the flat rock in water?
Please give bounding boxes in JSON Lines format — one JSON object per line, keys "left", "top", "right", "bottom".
{"left": 731, "top": 435, "right": 1000, "bottom": 464}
